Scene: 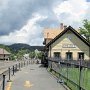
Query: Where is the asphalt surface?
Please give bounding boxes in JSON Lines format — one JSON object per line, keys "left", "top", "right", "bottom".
{"left": 5, "top": 64, "right": 66, "bottom": 90}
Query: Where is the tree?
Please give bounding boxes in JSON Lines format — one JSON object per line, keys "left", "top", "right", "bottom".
{"left": 9, "top": 54, "right": 16, "bottom": 60}
{"left": 29, "top": 51, "right": 35, "bottom": 59}
{"left": 16, "top": 49, "right": 29, "bottom": 60}
{"left": 0, "top": 44, "right": 11, "bottom": 53}
{"left": 29, "top": 51, "right": 43, "bottom": 60}
{"left": 37, "top": 52, "right": 43, "bottom": 59}
{"left": 79, "top": 19, "right": 90, "bottom": 42}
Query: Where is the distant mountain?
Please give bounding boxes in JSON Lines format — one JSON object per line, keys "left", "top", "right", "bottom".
{"left": 7, "top": 43, "right": 30, "bottom": 53}
{"left": 7, "top": 43, "right": 44, "bottom": 53}
{"left": 29, "top": 46, "right": 44, "bottom": 51}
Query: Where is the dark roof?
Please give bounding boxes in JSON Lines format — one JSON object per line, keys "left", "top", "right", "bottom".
{"left": 46, "top": 26, "right": 90, "bottom": 47}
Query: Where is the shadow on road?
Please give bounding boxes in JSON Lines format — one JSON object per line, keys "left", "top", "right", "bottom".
{"left": 39, "top": 64, "right": 45, "bottom": 68}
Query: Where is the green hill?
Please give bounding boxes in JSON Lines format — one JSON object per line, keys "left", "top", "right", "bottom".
{"left": 7, "top": 43, "right": 44, "bottom": 53}
{"left": 0, "top": 43, "right": 44, "bottom": 54}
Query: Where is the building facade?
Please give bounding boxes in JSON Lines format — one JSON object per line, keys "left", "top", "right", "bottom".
{"left": 0, "top": 48, "right": 11, "bottom": 60}
{"left": 45, "top": 26, "right": 90, "bottom": 60}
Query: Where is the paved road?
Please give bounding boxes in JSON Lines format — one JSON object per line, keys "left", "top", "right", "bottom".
{"left": 6, "top": 64, "right": 66, "bottom": 90}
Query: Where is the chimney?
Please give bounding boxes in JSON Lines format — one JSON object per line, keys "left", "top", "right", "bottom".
{"left": 64, "top": 25, "right": 67, "bottom": 29}
{"left": 60, "top": 23, "right": 64, "bottom": 30}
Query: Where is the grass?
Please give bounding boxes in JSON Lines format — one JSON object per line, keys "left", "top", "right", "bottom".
{"left": 48, "top": 66, "right": 90, "bottom": 90}
{"left": 61, "top": 67, "right": 90, "bottom": 90}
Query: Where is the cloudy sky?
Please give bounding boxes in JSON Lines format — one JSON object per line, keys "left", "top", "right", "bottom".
{"left": 0, "top": 0, "right": 90, "bottom": 46}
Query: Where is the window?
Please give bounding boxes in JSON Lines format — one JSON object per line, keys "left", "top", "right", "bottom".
{"left": 67, "top": 36, "right": 71, "bottom": 40}
{"left": 54, "top": 52, "right": 60, "bottom": 58}
{"left": 66, "top": 52, "right": 73, "bottom": 60}
{"left": 78, "top": 52, "right": 84, "bottom": 60}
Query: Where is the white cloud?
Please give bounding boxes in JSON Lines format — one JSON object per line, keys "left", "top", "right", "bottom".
{"left": 0, "top": 13, "right": 47, "bottom": 45}
{"left": 53, "top": 0, "right": 89, "bottom": 27}
{"left": 0, "top": 0, "right": 90, "bottom": 45}
{"left": 86, "top": 2, "right": 90, "bottom": 19}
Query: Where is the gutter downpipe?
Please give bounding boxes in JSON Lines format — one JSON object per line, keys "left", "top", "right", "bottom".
{"left": 50, "top": 46, "right": 51, "bottom": 58}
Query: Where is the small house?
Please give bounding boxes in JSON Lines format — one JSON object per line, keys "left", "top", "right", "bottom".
{"left": 0, "top": 48, "right": 11, "bottom": 60}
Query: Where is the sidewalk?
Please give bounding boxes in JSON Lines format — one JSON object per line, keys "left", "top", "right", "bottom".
{"left": 6, "top": 64, "right": 66, "bottom": 90}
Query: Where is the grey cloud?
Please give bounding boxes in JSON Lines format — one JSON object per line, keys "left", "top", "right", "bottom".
{"left": 37, "top": 10, "right": 60, "bottom": 28}
{"left": 0, "top": 0, "right": 63, "bottom": 35}
{"left": 37, "top": 17, "right": 60, "bottom": 28}
{"left": 0, "top": 0, "right": 33, "bottom": 35}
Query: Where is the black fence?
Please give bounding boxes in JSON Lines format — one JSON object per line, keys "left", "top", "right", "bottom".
{"left": 0, "top": 60, "right": 31, "bottom": 90}
{"left": 48, "top": 58, "right": 90, "bottom": 90}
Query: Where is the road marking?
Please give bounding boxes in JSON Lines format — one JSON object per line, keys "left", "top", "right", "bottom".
{"left": 6, "top": 82, "right": 12, "bottom": 90}
{"left": 24, "top": 80, "right": 33, "bottom": 87}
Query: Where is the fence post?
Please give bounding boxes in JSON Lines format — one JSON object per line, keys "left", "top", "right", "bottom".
{"left": 66, "top": 61, "right": 68, "bottom": 85}
{"left": 2, "top": 75, "right": 5, "bottom": 90}
{"left": 50, "top": 61, "right": 52, "bottom": 72}
{"left": 12, "top": 66, "right": 15, "bottom": 76}
{"left": 24, "top": 61, "right": 25, "bottom": 66}
{"left": 7, "top": 67, "right": 12, "bottom": 82}
{"left": 66, "top": 57, "right": 69, "bottom": 85}
{"left": 27, "top": 61, "right": 28, "bottom": 66}
{"left": 21, "top": 62, "right": 22, "bottom": 68}
{"left": 19, "top": 63, "right": 20, "bottom": 70}
{"left": 79, "top": 55, "right": 83, "bottom": 90}
{"left": 29, "top": 60, "right": 30, "bottom": 64}
{"left": 16, "top": 64, "right": 17, "bottom": 71}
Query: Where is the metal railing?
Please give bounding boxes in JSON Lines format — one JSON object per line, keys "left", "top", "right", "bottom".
{"left": 48, "top": 58, "right": 90, "bottom": 90}
{"left": 0, "top": 60, "right": 31, "bottom": 90}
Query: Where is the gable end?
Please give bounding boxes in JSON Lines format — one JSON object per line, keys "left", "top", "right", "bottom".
{"left": 46, "top": 26, "right": 90, "bottom": 48}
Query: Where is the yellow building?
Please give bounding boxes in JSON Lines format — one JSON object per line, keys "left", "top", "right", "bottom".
{"left": 45, "top": 26, "right": 90, "bottom": 60}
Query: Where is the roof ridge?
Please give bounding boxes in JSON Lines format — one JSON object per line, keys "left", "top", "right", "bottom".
{"left": 46, "top": 26, "right": 90, "bottom": 47}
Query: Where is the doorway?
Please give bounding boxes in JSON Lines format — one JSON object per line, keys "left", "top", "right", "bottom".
{"left": 66, "top": 52, "right": 73, "bottom": 60}
{"left": 78, "top": 52, "right": 84, "bottom": 60}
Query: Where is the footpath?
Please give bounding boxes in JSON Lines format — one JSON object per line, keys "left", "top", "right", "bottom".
{"left": 5, "top": 64, "right": 66, "bottom": 90}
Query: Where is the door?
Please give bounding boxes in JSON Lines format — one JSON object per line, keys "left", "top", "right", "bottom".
{"left": 78, "top": 52, "right": 84, "bottom": 60}
{"left": 66, "top": 52, "right": 73, "bottom": 60}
